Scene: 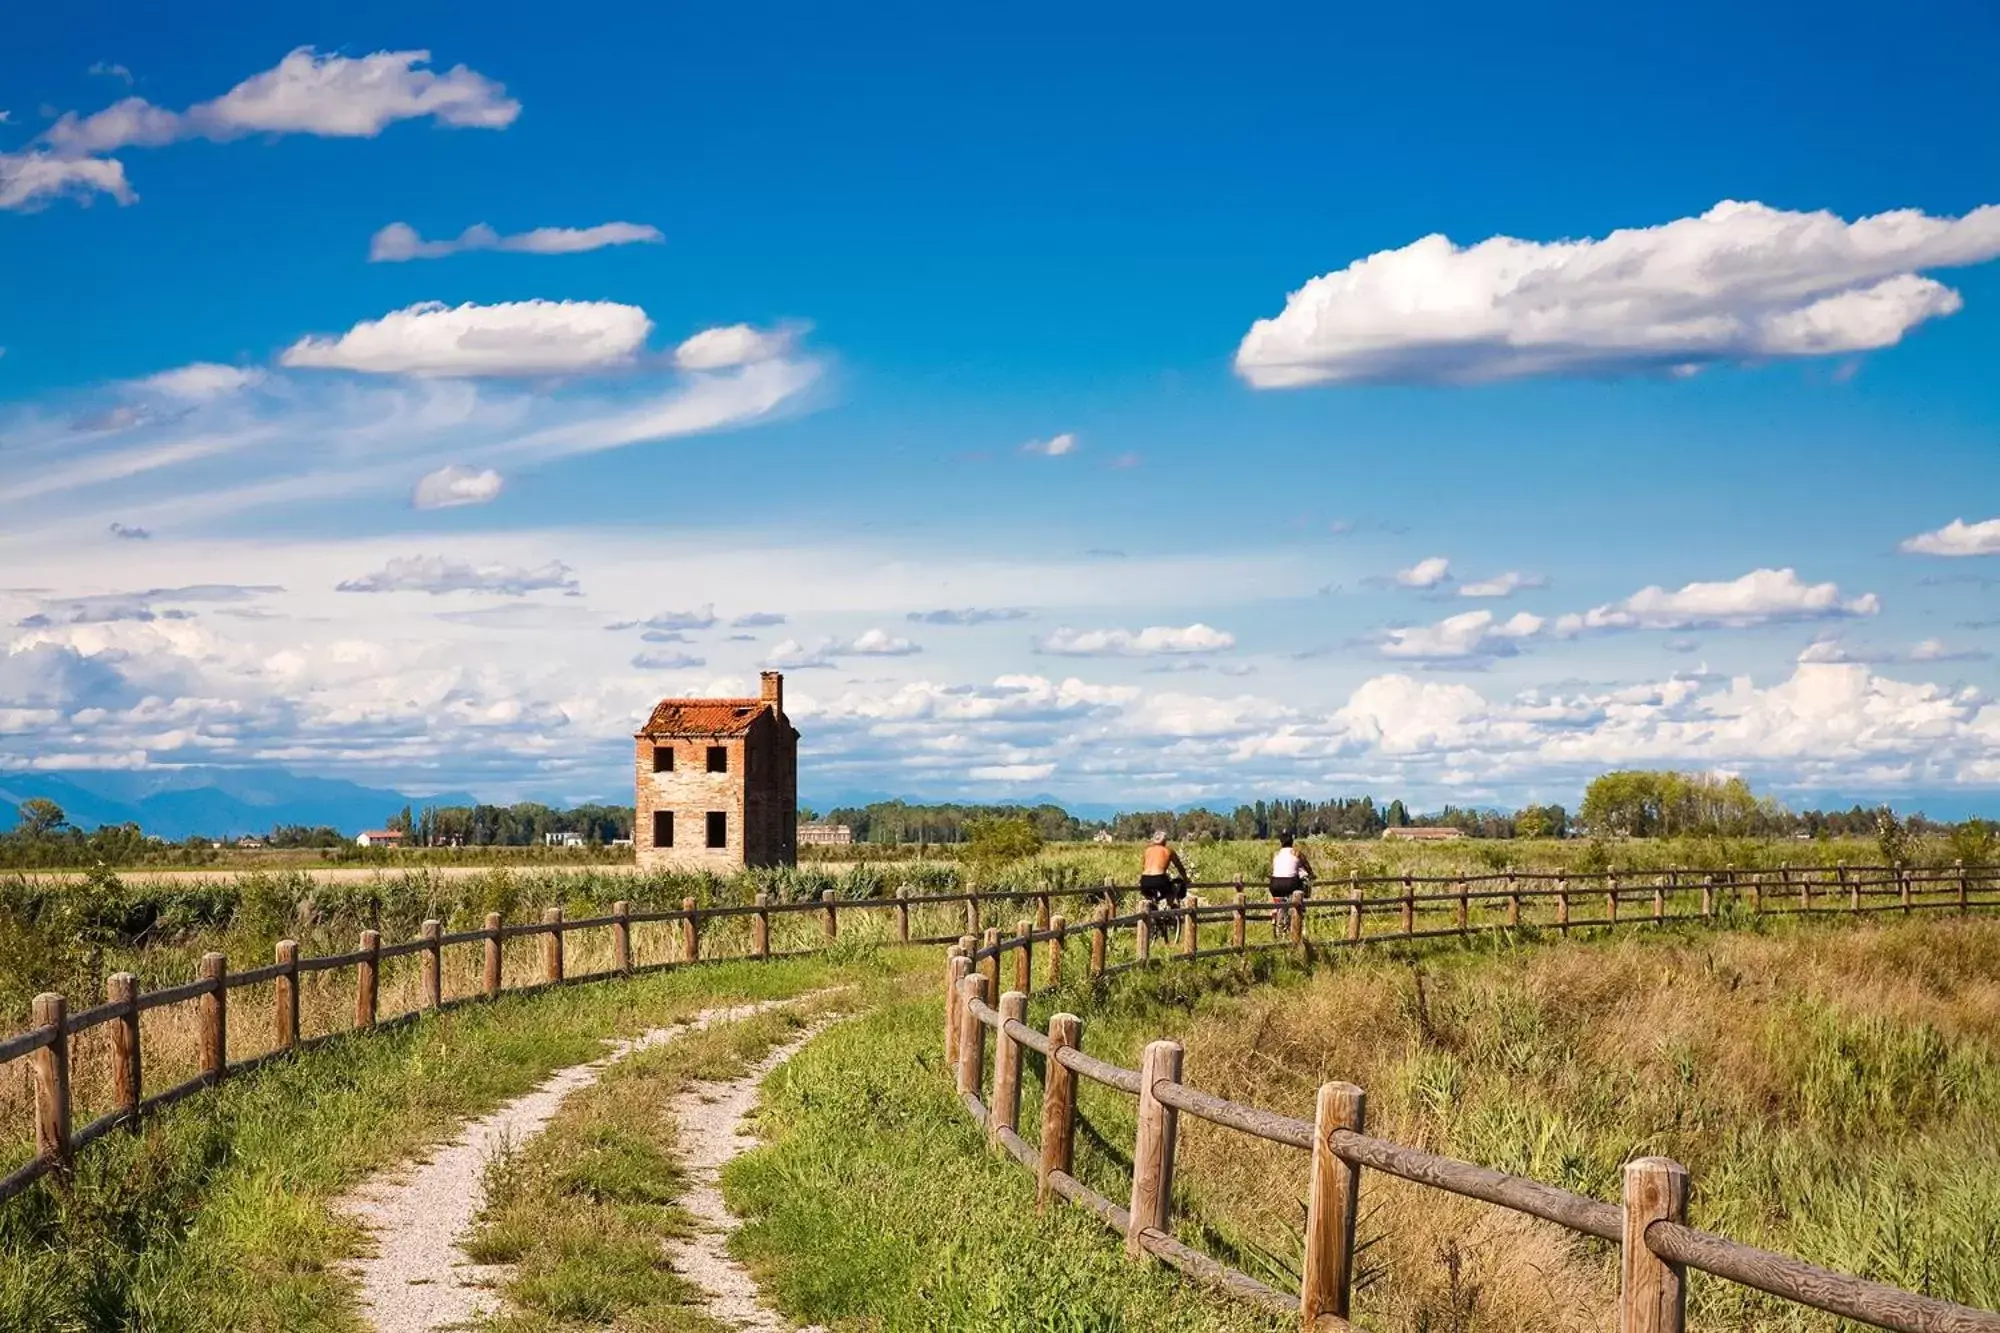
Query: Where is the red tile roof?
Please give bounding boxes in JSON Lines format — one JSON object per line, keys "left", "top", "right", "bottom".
{"left": 638, "top": 698, "right": 772, "bottom": 736}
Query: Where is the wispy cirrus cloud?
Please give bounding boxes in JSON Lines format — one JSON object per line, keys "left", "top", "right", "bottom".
{"left": 369, "top": 220, "right": 663, "bottom": 262}
{"left": 1237, "top": 200, "right": 2000, "bottom": 387}
{"left": 1459, "top": 571, "right": 1545, "bottom": 598}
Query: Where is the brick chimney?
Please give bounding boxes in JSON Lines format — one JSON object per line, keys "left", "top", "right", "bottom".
{"left": 760, "top": 670, "right": 783, "bottom": 716}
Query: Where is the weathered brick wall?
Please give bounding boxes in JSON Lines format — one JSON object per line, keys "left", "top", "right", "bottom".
{"left": 634, "top": 715, "right": 798, "bottom": 871}
{"left": 634, "top": 736, "right": 748, "bottom": 872}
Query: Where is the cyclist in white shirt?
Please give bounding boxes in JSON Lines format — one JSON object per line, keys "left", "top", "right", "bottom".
{"left": 1269, "top": 833, "right": 1313, "bottom": 930}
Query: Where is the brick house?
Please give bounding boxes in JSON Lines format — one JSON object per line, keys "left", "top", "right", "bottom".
{"left": 634, "top": 671, "right": 799, "bottom": 871}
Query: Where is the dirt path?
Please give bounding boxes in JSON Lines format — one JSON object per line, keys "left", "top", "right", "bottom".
{"left": 337, "top": 1000, "right": 801, "bottom": 1333}
{"left": 661, "top": 1022, "right": 833, "bottom": 1332}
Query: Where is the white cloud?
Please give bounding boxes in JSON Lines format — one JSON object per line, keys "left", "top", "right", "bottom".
{"left": 46, "top": 48, "right": 517, "bottom": 154}
{"left": 1235, "top": 200, "right": 2000, "bottom": 387}
{"left": 88, "top": 62, "right": 134, "bottom": 85}
{"left": 411, "top": 465, "right": 503, "bottom": 510}
{"left": 762, "top": 638, "right": 837, "bottom": 670}
{"left": 968, "top": 762, "right": 1056, "bottom": 782}
{"left": 1909, "top": 638, "right": 1991, "bottom": 663}
{"left": 1380, "top": 609, "right": 1545, "bottom": 661}
{"left": 631, "top": 649, "right": 706, "bottom": 670}
{"left": 909, "top": 607, "right": 1030, "bottom": 625}
{"left": 1036, "top": 624, "right": 1235, "bottom": 657}
{"left": 1021, "top": 432, "right": 1077, "bottom": 457}
{"left": 1395, "top": 556, "right": 1451, "bottom": 589}
{"left": 369, "top": 220, "right": 663, "bottom": 262}
{"left": 281, "top": 300, "right": 653, "bottom": 377}
{"left": 0, "top": 151, "right": 135, "bottom": 211}
{"left": 610, "top": 606, "right": 718, "bottom": 632}
{"left": 1556, "top": 568, "right": 1879, "bottom": 634}
{"left": 139, "top": 362, "right": 265, "bottom": 399}
{"left": 335, "top": 555, "right": 578, "bottom": 596}
{"left": 1459, "top": 571, "right": 1544, "bottom": 598}
{"left": 1900, "top": 517, "right": 2000, "bottom": 557}
{"left": 672, "top": 324, "right": 794, "bottom": 372}
{"left": 844, "top": 628, "right": 920, "bottom": 656}
{"left": 731, "top": 612, "right": 786, "bottom": 628}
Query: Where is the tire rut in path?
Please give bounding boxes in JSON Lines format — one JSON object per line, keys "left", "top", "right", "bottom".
{"left": 337, "top": 999, "right": 809, "bottom": 1333}
{"left": 660, "top": 1020, "right": 834, "bottom": 1331}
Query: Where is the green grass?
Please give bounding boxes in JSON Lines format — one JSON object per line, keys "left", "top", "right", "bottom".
{"left": 0, "top": 957, "right": 845, "bottom": 1333}
{"left": 725, "top": 968, "right": 1287, "bottom": 1332}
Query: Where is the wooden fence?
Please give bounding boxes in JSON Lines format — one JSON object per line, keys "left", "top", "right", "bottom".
{"left": 0, "top": 881, "right": 1123, "bottom": 1206}
{"left": 944, "top": 862, "right": 2000, "bottom": 1333}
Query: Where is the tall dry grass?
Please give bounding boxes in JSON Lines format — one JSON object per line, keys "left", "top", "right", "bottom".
{"left": 1142, "top": 918, "right": 2000, "bottom": 1330}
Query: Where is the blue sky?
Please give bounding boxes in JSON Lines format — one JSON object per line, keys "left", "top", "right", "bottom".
{"left": 3, "top": 1, "right": 1999, "bottom": 813}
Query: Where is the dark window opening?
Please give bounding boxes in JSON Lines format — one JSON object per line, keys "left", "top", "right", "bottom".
{"left": 652, "top": 745, "right": 674, "bottom": 773}
{"left": 706, "top": 746, "right": 727, "bottom": 773}
{"left": 706, "top": 811, "right": 727, "bottom": 848}
{"left": 653, "top": 810, "right": 674, "bottom": 848}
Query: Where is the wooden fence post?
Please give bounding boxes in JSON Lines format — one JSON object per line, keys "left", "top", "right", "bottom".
{"left": 1289, "top": 890, "right": 1306, "bottom": 953}
{"left": 612, "top": 900, "right": 632, "bottom": 973}
{"left": 1014, "top": 919, "right": 1033, "bottom": 994}
{"left": 484, "top": 913, "right": 503, "bottom": 998}
{"left": 356, "top": 931, "right": 379, "bottom": 1028}
{"left": 1180, "top": 896, "right": 1199, "bottom": 957}
{"left": 1232, "top": 889, "right": 1247, "bottom": 952}
{"left": 1036, "top": 893, "right": 1052, "bottom": 932}
{"left": 275, "top": 939, "right": 300, "bottom": 1049}
{"left": 1091, "top": 902, "right": 1109, "bottom": 978}
{"left": 1700, "top": 877, "right": 1715, "bottom": 919}
{"left": 1620, "top": 1156, "right": 1689, "bottom": 1333}
{"left": 201, "top": 951, "right": 228, "bottom": 1081}
{"left": 1797, "top": 863, "right": 1811, "bottom": 912}
{"left": 1654, "top": 875, "right": 1667, "bottom": 923}
{"left": 1845, "top": 864, "right": 1859, "bottom": 912}
{"left": 1301, "top": 1081, "right": 1366, "bottom": 1325}
{"left": 982, "top": 926, "right": 1002, "bottom": 993}
{"left": 754, "top": 893, "right": 771, "bottom": 958}
{"left": 991, "top": 990, "right": 1028, "bottom": 1143}
{"left": 1506, "top": 874, "right": 1520, "bottom": 928}
{"left": 30, "top": 993, "right": 70, "bottom": 1172}
{"left": 1750, "top": 872, "right": 1763, "bottom": 916}
{"left": 956, "top": 974, "right": 989, "bottom": 1097}
{"left": 108, "top": 973, "right": 140, "bottom": 1125}
{"left": 822, "top": 889, "right": 839, "bottom": 941}
{"left": 1607, "top": 874, "right": 1620, "bottom": 925}
{"left": 1900, "top": 864, "right": 1912, "bottom": 915}
{"left": 1958, "top": 858, "right": 1970, "bottom": 913}
{"left": 1126, "top": 1039, "right": 1184, "bottom": 1257}
{"left": 1348, "top": 878, "right": 1365, "bottom": 942}
{"left": 1135, "top": 906, "right": 1152, "bottom": 963}
{"left": 683, "top": 897, "right": 701, "bottom": 962}
{"left": 1048, "top": 915, "right": 1065, "bottom": 986}
{"left": 964, "top": 894, "right": 979, "bottom": 937}
{"left": 896, "top": 887, "right": 911, "bottom": 944}
{"left": 1557, "top": 878, "right": 1571, "bottom": 931}
{"left": 1455, "top": 880, "right": 1469, "bottom": 934}
{"left": 1038, "top": 1012, "right": 1082, "bottom": 1208}
{"left": 944, "top": 950, "right": 969, "bottom": 1064}
{"left": 421, "top": 919, "right": 442, "bottom": 1010}
{"left": 1401, "top": 876, "right": 1415, "bottom": 935}
{"left": 542, "top": 906, "right": 564, "bottom": 982}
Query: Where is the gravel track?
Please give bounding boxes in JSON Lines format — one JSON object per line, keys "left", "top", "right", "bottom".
{"left": 336, "top": 999, "right": 802, "bottom": 1333}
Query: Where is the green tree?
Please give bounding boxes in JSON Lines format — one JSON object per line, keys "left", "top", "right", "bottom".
{"left": 966, "top": 815, "right": 1043, "bottom": 866}
{"left": 13, "top": 798, "right": 67, "bottom": 837}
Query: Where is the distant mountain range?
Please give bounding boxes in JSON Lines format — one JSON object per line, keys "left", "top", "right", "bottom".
{"left": 0, "top": 768, "right": 477, "bottom": 841}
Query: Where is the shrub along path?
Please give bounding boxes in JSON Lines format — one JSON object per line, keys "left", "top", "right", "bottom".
{"left": 340, "top": 998, "right": 815, "bottom": 1333}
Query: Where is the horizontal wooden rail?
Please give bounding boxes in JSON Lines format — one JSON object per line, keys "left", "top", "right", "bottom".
{"left": 945, "top": 869, "right": 2000, "bottom": 1333}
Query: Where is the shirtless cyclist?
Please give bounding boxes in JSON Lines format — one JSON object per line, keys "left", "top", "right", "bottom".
{"left": 1140, "top": 830, "right": 1190, "bottom": 906}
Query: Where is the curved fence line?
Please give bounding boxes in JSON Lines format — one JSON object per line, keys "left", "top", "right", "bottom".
{"left": 941, "top": 864, "right": 2000, "bottom": 1333}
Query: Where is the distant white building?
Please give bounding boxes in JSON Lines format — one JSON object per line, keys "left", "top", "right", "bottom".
{"left": 798, "top": 822, "right": 853, "bottom": 846}
{"left": 544, "top": 831, "right": 586, "bottom": 848}
{"left": 356, "top": 829, "right": 405, "bottom": 848}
